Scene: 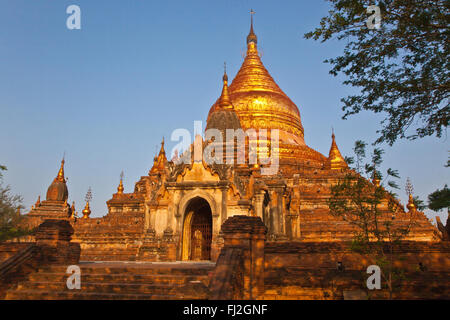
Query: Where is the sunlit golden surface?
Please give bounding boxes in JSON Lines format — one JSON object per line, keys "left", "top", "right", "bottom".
{"left": 207, "top": 32, "right": 306, "bottom": 161}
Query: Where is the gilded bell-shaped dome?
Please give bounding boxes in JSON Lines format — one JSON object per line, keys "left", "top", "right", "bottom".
{"left": 46, "top": 159, "right": 68, "bottom": 202}
{"left": 207, "top": 16, "right": 305, "bottom": 154}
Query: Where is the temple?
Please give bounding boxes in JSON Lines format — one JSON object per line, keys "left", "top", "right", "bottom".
{"left": 2, "top": 14, "right": 449, "bottom": 300}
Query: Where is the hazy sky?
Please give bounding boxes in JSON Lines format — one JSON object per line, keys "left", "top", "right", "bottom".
{"left": 0, "top": 0, "right": 448, "bottom": 223}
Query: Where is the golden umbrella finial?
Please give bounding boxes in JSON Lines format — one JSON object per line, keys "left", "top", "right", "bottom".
{"left": 82, "top": 202, "right": 91, "bottom": 219}
{"left": 218, "top": 62, "right": 232, "bottom": 109}
{"left": 372, "top": 172, "right": 381, "bottom": 187}
{"left": 159, "top": 137, "right": 165, "bottom": 154}
{"left": 56, "top": 156, "right": 65, "bottom": 182}
{"left": 223, "top": 61, "right": 228, "bottom": 81}
{"left": 407, "top": 193, "right": 416, "bottom": 213}
{"left": 405, "top": 178, "right": 416, "bottom": 213}
{"left": 117, "top": 171, "right": 124, "bottom": 194}
{"left": 82, "top": 187, "right": 92, "bottom": 219}
{"left": 70, "top": 201, "right": 77, "bottom": 218}
{"left": 247, "top": 9, "right": 257, "bottom": 45}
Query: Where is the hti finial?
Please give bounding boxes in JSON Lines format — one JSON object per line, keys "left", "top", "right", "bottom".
{"left": 118, "top": 171, "right": 124, "bottom": 194}
{"left": 405, "top": 178, "right": 414, "bottom": 196}
{"left": 82, "top": 187, "right": 92, "bottom": 218}
{"left": 85, "top": 187, "right": 93, "bottom": 203}
{"left": 219, "top": 62, "right": 232, "bottom": 108}
{"left": 223, "top": 62, "right": 228, "bottom": 82}
{"left": 247, "top": 9, "right": 258, "bottom": 45}
{"left": 57, "top": 156, "right": 65, "bottom": 182}
{"left": 405, "top": 178, "right": 417, "bottom": 213}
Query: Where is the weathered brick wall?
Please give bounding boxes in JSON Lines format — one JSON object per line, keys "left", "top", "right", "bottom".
{"left": 265, "top": 241, "right": 450, "bottom": 271}
{"left": 263, "top": 241, "right": 450, "bottom": 299}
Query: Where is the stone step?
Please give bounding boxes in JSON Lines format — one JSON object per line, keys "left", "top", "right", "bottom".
{"left": 4, "top": 262, "right": 215, "bottom": 300}
{"left": 28, "top": 272, "right": 210, "bottom": 285}
{"left": 80, "top": 254, "right": 139, "bottom": 261}
{"left": 15, "top": 281, "right": 210, "bottom": 296}
{"left": 38, "top": 264, "right": 214, "bottom": 276}
{"left": 264, "top": 286, "right": 335, "bottom": 299}
{"left": 5, "top": 290, "right": 207, "bottom": 300}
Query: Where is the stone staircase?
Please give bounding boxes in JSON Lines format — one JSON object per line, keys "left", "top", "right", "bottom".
{"left": 0, "top": 243, "right": 33, "bottom": 264}
{"left": 5, "top": 261, "right": 215, "bottom": 300}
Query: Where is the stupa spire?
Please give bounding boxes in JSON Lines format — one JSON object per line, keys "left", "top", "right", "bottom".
{"left": 218, "top": 62, "right": 232, "bottom": 109}
{"left": 82, "top": 187, "right": 92, "bottom": 219}
{"left": 117, "top": 171, "right": 124, "bottom": 194}
{"left": 149, "top": 138, "right": 168, "bottom": 174}
{"left": 46, "top": 157, "right": 69, "bottom": 202}
{"left": 56, "top": 157, "right": 65, "bottom": 182}
{"left": 247, "top": 9, "right": 257, "bottom": 45}
{"left": 327, "top": 130, "right": 348, "bottom": 170}
{"left": 159, "top": 137, "right": 165, "bottom": 155}
{"left": 227, "top": 10, "right": 290, "bottom": 98}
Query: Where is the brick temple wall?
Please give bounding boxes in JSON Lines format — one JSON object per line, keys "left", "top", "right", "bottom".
{"left": 263, "top": 241, "right": 450, "bottom": 299}
{"left": 265, "top": 241, "right": 450, "bottom": 271}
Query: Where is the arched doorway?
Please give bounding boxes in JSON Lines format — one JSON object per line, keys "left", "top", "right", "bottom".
{"left": 181, "top": 197, "right": 212, "bottom": 261}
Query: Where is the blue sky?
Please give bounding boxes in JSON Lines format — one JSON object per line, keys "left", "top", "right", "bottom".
{"left": 0, "top": 0, "right": 448, "bottom": 222}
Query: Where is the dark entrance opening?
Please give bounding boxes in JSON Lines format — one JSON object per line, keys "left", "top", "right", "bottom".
{"left": 182, "top": 197, "right": 212, "bottom": 261}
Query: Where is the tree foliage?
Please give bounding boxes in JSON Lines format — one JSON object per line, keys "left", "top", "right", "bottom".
{"left": 305, "top": 0, "right": 449, "bottom": 145}
{"left": 428, "top": 184, "right": 450, "bottom": 212}
{"left": 0, "top": 165, "right": 29, "bottom": 241}
{"left": 328, "top": 141, "right": 414, "bottom": 298}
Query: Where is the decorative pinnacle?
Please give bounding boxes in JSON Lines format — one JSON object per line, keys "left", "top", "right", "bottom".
{"left": 372, "top": 171, "right": 381, "bottom": 187}
{"left": 405, "top": 178, "right": 417, "bottom": 213}
{"left": 223, "top": 62, "right": 228, "bottom": 82}
{"left": 247, "top": 9, "right": 257, "bottom": 45}
{"left": 70, "top": 201, "right": 77, "bottom": 218}
{"left": 160, "top": 137, "right": 165, "bottom": 154}
{"left": 405, "top": 178, "right": 416, "bottom": 213}
{"left": 218, "top": 63, "right": 232, "bottom": 108}
{"left": 35, "top": 195, "right": 41, "bottom": 206}
{"left": 405, "top": 177, "right": 414, "bottom": 196}
{"left": 82, "top": 201, "right": 91, "bottom": 219}
{"left": 85, "top": 187, "right": 92, "bottom": 203}
{"left": 330, "top": 130, "right": 338, "bottom": 153}
{"left": 56, "top": 157, "right": 65, "bottom": 182}
{"left": 117, "top": 171, "right": 124, "bottom": 194}
{"left": 328, "top": 130, "right": 347, "bottom": 170}
{"left": 82, "top": 187, "right": 92, "bottom": 219}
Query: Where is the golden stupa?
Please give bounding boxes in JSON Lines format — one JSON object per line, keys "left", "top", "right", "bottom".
{"left": 207, "top": 12, "right": 306, "bottom": 162}
{"left": 19, "top": 13, "right": 442, "bottom": 296}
